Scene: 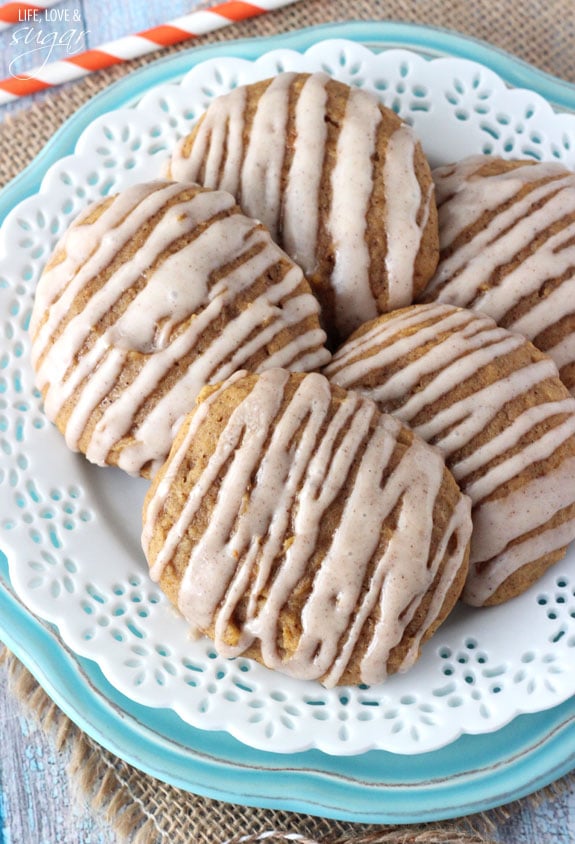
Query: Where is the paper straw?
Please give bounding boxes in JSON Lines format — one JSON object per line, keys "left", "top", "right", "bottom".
{"left": 0, "top": 0, "right": 64, "bottom": 31}
{"left": 0, "top": 0, "right": 300, "bottom": 105}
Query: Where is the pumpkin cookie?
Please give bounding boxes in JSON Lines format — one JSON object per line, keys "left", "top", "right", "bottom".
{"left": 325, "top": 302, "right": 575, "bottom": 606}
{"left": 142, "top": 369, "right": 472, "bottom": 687}
{"left": 168, "top": 72, "right": 438, "bottom": 344}
{"left": 30, "top": 180, "right": 330, "bottom": 477}
{"left": 422, "top": 155, "right": 575, "bottom": 395}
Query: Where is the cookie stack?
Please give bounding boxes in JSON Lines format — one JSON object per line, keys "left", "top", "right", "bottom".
{"left": 29, "top": 71, "right": 575, "bottom": 687}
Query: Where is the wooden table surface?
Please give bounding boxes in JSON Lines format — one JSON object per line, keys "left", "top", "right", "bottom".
{"left": 1, "top": 653, "right": 574, "bottom": 843}
{"left": 1, "top": 1, "right": 575, "bottom": 841}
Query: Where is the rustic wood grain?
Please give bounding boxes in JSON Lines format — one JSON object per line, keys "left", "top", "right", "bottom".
{"left": 0, "top": 660, "right": 116, "bottom": 843}
{"left": 0, "top": 0, "right": 196, "bottom": 117}
{"left": 2, "top": 651, "right": 574, "bottom": 843}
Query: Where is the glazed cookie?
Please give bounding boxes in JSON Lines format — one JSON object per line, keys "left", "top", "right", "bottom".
{"left": 421, "top": 155, "right": 575, "bottom": 395}
{"left": 167, "top": 72, "right": 438, "bottom": 344}
{"left": 30, "top": 180, "right": 330, "bottom": 478}
{"left": 142, "top": 369, "right": 472, "bottom": 687}
{"left": 325, "top": 302, "right": 575, "bottom": 607}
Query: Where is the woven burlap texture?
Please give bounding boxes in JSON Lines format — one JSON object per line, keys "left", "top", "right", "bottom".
{"left": 0, "top": 646, "right": 506, "bottom": 844}
{"left": 1, "top": 1, "right": 575, "bottom": 842}
{"left": 2, "top": 0, "right": 575, "bottom": 182}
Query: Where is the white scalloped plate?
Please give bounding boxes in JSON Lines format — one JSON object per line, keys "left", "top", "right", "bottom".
{"left": 1, "top": 37, "right": 575, "bottom": 757}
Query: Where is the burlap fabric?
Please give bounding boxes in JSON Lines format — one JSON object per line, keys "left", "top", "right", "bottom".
{"left": 2, "top": 0, "right": 575, "bottom": 171}
{"left": 1, "top": 1, "right": 575, "bottom": 841}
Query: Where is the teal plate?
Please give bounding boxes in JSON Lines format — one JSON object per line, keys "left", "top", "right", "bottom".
{"left": 1, "top": 21, "right": 575, "bottom": 823}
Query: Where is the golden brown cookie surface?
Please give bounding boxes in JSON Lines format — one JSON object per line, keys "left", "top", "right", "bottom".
{"left": 168, "top": 72, "right": 438, "bottom": 345}
{"left": 325, "top": 302, "right": 575, "bottom": 606}
{"left": 142, "top": 369, "right": 472, "bottom": 687}
{"left": 421, "top": 154, "right": 575, "bottom": 396}
{"left": 30, "top": 180, "right": 330, "bottom": 477}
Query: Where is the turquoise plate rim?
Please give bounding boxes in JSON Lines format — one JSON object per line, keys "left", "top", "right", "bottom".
{"left": 1, "top": 20, "right": 574, "bottom": 824}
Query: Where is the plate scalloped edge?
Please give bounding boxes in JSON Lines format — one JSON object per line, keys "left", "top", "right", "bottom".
{"left": 1, "top": 33, "right": 575, "bottom": 758}
{"left": 2, "top": 551, "right": 575, "bottom": 824}
{"left": 4, "top": 19, "right": 575, "bottom": 214}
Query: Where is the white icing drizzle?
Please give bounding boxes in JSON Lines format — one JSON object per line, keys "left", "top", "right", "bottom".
{"left": 325, "top": 302, "right": 575, "bottom": 605}
{"left": 239, "top": 72, "right": 295, "bottom": 238}
{"left": 432, "top": 156, "right": 567, "bottom": 236}
{"left": 143, "top": 369, "right": 472, "bottom": 687}
{"left": 31, "top": 181, "right": 188, "bottom": 345}
{"left": 545, "top": 329, "right": 575, "bottom": 371}
{"left": 467, "top": 455, "right": 575, "bottom": 604}
{"left": 169, "top": 72, "right": 432, "bottom": 340}
{"left": 383, "top": 126, "right": 430, "bottom": 310}
{"left": 426, "top": 156, "right": 575, "bottom": 393}
{"left": 182, "top": 85, "right": 247, "bottom": 198}
{"left": 327, "top": 87, "right": 381, "bottom": 336}
{"left": 30, "top": 180, "right": 330, "bottom": 476}
{"left": 282, "top": 73, "right": 329, "bottom": 274}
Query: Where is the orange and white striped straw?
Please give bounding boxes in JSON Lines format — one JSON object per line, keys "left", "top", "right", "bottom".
{"left": 0, "top": 0, "right": 301, "bottom": 105}
{"left": 0, "top": 0, "right": 64, "bottom": 31}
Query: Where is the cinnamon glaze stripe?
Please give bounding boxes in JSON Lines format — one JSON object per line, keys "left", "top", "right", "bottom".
{"left": 325, "top": 302, "right": 575, "bottom": 606}
{"left": 169, "top": 72, "right": 436, "bottom": 341}
{"left": 423, "top": 155, "right": 575, "bottom": 395}
{"left": 30, "top": 180, "right": 330, "bottom": 477}
{"left": 143, "top": 370, "right": 472, "bottom": 687}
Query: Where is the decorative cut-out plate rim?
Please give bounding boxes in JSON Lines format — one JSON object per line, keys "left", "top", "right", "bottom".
{"left": 5, "top": 19, "right": 575, "bottom": 216}
{"left": 2, "top": 18, "right": 566, "bottom": 772}
{"left": 2, "top": 30, "right": 575, "bottom": 757}
{"left": 0, "top": 23, "right": 575, "bottom": 823}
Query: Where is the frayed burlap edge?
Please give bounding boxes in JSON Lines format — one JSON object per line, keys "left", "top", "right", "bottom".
{"left": 2, "top": 645, "right": 573, "bottom": 844}
{"left": 3, "top": 0, "right": 575, "bottom": 190}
